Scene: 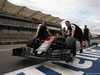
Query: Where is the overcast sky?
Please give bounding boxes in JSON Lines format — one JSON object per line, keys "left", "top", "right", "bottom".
{"left": 8, "top": 0, "right": 100, "bottom": 34}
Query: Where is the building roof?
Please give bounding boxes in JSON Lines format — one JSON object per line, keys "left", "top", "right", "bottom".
{"left": 0, "top": 0, "right": 64, "bottom": 25}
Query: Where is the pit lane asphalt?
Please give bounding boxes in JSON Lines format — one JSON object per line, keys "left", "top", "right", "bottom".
{"left": 0, "top": 39, "right": 100, "bottom": 75}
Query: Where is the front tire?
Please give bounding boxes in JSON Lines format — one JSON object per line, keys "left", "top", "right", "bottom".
{"left": 65, "top": 37, "right": 76, "bottom": 56}
{"left": 27, "top": 37, "right": 40, "bottom": 53}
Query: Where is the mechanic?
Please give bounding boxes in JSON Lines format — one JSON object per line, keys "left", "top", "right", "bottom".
{"left": 35, "top": 21, "right": 53, "bottom": 40}
{"left": 60, "top": 20, "right": 83, "bottom": 53}
{"left": 62, "top": 27, "right": 68, "bottom": 38}
{"left": 83, "top": 25, "right": 91, "bottom": 47}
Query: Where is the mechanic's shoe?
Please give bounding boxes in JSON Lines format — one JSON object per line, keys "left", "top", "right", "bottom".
{"left": 83, "top": 45, "right": 85, "bottom": 47}
{"left": 79, "top": 49, "right": 83, "bottom": 53}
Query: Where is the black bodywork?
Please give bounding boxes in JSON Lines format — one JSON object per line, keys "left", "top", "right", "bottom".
{"left": 12, "top": 37, "right": 76, "bottom": 62}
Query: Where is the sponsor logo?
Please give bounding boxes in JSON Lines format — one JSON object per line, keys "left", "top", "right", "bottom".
{"left": 5, "top": 46, "right": 100, "bottom": 75}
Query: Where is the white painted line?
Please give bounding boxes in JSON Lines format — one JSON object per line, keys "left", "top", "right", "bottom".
{"left": 84, "top": 49, "right": 100, "bottom": 53}
{"left": 76, "top": 55, "right": 98, "bottom": 60}
{"left": 65, "top": 58, "right": 93, "bottom": 69}
{"left": 83, "top": 46, "right": 96, "bottom": 50}
{"left": 78, "top": 53, "right": 100, "bottom": 58}
{"left": 83, "top": 52, "right": 100, "bottom": 55}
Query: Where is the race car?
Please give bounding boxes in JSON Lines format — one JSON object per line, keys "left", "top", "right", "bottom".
{"left": 12, "top": 36, "right": 76, "bottom": 62}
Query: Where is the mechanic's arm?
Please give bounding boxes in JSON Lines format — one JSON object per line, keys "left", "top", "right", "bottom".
{"left": 89, "top": 32, "right": 92, "bottom": 37}
{"left": 47, "top": 30, "right": 53, "bottom": 37}
{"left": 88, "top": 29, "right": 92, "bottom": 37}
{"left": 71, "top": 25, "right": 76, "bottom": 37}
{"left": 69, "top": 31, "right": 72, "bottom": 35}
{"left": 35, "top": 28, "right": 40, "bottom": 37}
{"left": 71, "top": 30, "right": 75, "bottom": 37}
{"left": 60, "top": 30, "right": 68, "bottom": 37}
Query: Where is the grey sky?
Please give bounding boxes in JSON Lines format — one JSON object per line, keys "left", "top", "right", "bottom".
{"left": 8, "top": 0, "right": 100, "bottom": 34}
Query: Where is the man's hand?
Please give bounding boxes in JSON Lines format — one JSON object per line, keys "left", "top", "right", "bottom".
{"left": 51, "top": 36, "right": 55, "bottom": 37}
{"left": 59, "top": 35, "right": 62, "bottom": 38}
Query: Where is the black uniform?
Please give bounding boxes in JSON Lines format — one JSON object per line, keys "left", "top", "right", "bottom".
{"left": 37, "top": 24, "right": 48, "bottom": 40}
{"left": 68, "top": 24, "right": 83, "bottom": 43}
{"left": 83, "top": 28, "right": 90, "bottom": 41}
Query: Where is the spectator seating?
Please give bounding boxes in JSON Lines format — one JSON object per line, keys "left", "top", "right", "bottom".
{"left": 0, "top": 29, "right": 36, "bottom": 44}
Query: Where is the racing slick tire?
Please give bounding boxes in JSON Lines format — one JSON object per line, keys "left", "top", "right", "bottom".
{"left": 27, "top": 37, "right": 40, "bottom": 50}
{"left": 27, "top": 37, "right": 36, "bottom": 48}
{"left": 65, "top": 37, "right": 76, "bottom": 56}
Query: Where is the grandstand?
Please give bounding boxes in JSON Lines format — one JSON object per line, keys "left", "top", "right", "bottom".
{"left": 0, "top": 0, "right": 64, "bottom": 44}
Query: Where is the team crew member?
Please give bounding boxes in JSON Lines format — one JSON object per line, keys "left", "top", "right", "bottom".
{"left": 60, "top": 21, "right": 83, "bottom": 53}
{"left": 35, "top": 22, "right": 53, "bottom": 40}
{"left": 83, "top": 25, "right": 91, "bottom": 47}
{"left": 62, "top": 27, "right": 68, "bottom": 38}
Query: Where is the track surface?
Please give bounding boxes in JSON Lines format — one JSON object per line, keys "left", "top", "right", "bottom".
{"left": 0, "top": 39, "right": 100, "bottom": 75}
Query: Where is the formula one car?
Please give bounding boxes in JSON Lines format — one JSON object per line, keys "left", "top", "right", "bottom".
{"left": 12, "top": 36, "right": 76, "bottom": 62}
